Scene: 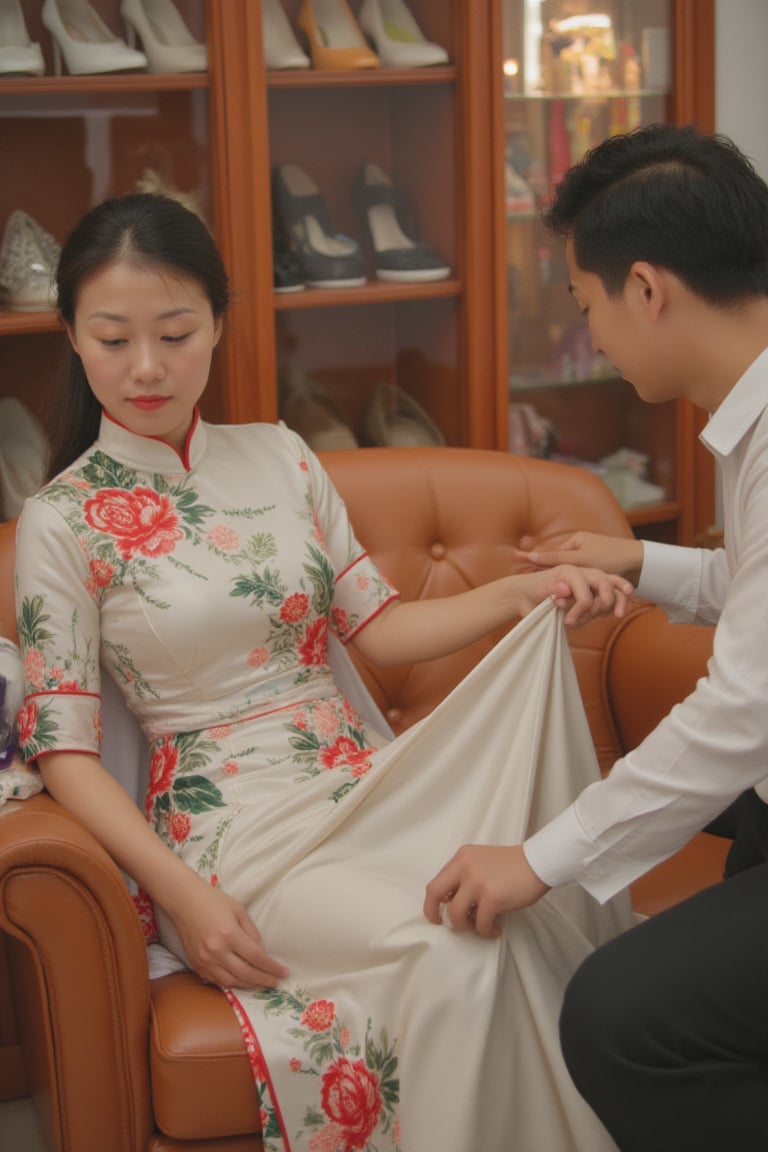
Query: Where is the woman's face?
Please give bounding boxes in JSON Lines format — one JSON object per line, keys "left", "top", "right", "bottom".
{"left": 67, "top": 259, "right": 223, "bottom": 451}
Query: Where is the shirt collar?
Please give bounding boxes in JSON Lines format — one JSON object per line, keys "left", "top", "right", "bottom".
{"left": 95, "top": 408, "right": 206, "bottom": 474}
{"left": 701, "top": 345, "right": 768, "bottom": 459}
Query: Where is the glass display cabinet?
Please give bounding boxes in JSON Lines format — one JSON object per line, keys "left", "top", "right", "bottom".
{"left": 0, "top": 1, "right": 714, "bottom": 540}
{"left": 500, "top": 0, "right": 714, "bottom": 543}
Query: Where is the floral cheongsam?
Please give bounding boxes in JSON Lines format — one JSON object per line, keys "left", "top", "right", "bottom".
{"left": 15, "top": 413, "right": 633, "bottom": 1152}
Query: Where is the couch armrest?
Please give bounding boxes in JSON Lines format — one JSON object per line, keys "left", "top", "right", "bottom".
{"left": 606, "top": 605, "right": 714, "bottom": 754}
{"left": 0, "top": 792, "right": 153, "bottom": 1152}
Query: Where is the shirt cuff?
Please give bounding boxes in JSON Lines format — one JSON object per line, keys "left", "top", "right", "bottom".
{"left": 637, "top": 540, "right": 701, "bottom": 621}
{"left": 523, "top": 804, "right": 593, "bottom": 890}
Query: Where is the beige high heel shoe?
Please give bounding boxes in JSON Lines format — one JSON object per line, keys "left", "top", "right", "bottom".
{"left": 41, "top": 0, "right": 147, "bottom": 75}
{"left": 357, "top": 0, "right": 448, "bottom": 68}
{"left": 120, "top": 0, "right": 206, "bottom": 73}
{"left": 262, "top": 0, "right": 310, "bottom": 70}
{"left": 279, "top": 369, "right": 359, "bottom": 451}
{"left": 0, "top": 0, "right": 45, "bottom": 76}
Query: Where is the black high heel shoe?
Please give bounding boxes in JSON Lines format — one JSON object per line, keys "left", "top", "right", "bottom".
{"left": 272, "top": 163, "right": 366, "bottom": 289}
{"left": 354, "top": 162, "right": 451, "bottom": 282}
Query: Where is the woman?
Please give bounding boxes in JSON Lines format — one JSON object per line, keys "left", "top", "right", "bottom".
{"left": 15, "top": 193, "right": 634, "bottom": 1151}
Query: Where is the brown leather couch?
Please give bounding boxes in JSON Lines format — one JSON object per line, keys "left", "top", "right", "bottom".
{"left": 0, "top": 446, "right": 727, "bottom": 1151}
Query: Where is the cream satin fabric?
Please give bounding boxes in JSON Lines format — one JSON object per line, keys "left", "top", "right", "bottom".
{"left": 157, "top": 601, "right": 632, "bottom": 1152}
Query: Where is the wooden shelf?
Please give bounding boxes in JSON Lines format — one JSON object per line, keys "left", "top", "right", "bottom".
{"left": 0, "top": 312, "right": 61, "bottom": 336}
{"left": 627, "top": 502, "right": 682, "bottom": 527}
{"left": 0, "top": 73, "right": 208, "bottom": 96}
{"left": 274, "top": 278, "right": 461, "bottom": 311}
{"left": 267, "top": 64, "right": 456, "bottom": 89}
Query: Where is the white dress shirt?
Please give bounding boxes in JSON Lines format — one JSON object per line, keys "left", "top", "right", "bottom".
{"left": 524, "top": 345, "right": 768, "bottom": 902}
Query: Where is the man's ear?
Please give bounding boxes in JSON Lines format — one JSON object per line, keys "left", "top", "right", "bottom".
{"left": 628, "top": 261, "right": 666, "bottom": 319}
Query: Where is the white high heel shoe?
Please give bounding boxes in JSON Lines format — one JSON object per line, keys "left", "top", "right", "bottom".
{"left": 0, "top": 0, "right": 45, "bottom": 76}
{"left": 358, "top": 0, "right": 448, "bottom": 68}
{"left": 262, "top": 0, "right": 309, "bottom": 70}
{"left": 41, "top": 0, "right": 148, "bottom": 75}
{"left": 121, "top": 0, "right": 206, "bottom": 74}
{"left": 0, "top": 210, "right": 60, "bottom": 312}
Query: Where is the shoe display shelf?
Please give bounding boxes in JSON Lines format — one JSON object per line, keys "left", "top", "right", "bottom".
{"left": 0, "top": 0, "right": 506, "bottom": 455}
{"left": 0, "top": 0, "right": 718, "bottom": 538}
{"left": 0, "top": 1, "right": 272, "bottom": 439}
{"left": 263, "top": 0, "right": 505, "bottom": 450}
{"left": 500, "top": 0, "right": 715, "bottom": 545}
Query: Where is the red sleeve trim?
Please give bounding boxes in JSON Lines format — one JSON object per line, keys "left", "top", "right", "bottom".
{"left": 335, "top": 552, "right": 369, "bottom": 584}
{"left": 29, "top": 747, "right": 100, "bottom": 763}
{"left": 24, "top": 690, "right": 101, "bottom": 702}
{"left": 342, "top": 592, "right": 400, "bottom": 644}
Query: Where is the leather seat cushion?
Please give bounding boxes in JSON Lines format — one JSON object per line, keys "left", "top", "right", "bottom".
{"left": 150, "top": 972, "right": 260, "bottom": 1140}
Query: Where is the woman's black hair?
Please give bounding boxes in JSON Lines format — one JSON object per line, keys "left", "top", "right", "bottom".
{"left": 46, "top": 192, "right": 230, "bottom": 480}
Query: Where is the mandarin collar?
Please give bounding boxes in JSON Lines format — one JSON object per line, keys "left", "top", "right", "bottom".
{"left": 94, "top": 408, "right": 206, "bottom": 474}
{"left": 701, "top": 346, "right": 768, "bottom": 460}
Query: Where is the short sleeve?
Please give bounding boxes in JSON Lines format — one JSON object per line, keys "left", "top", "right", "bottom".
{"left": 279, "top": 426, "right": 400, "bottom": 642}
{"left": 15, "top": 499, "right": 102, "bottom": 761}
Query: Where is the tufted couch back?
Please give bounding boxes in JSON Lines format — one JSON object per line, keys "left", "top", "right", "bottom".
{"left": 321, "top": 446, "right": 636, "bottom": 773}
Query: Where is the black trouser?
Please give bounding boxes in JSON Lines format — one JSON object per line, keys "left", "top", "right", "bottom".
{"left": 559, "top": 791, "right": 768, "bottom": 1152}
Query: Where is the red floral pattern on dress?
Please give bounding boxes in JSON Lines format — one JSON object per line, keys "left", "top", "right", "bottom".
{"left": 299, "top": 618, "right": 328, "bottom": 666}
{"left": 301, "top": 999, "right": 336, "bottom": 1032}
{"left": 280, "top": 593, "right": 310, "bottom": 624}
{"left": 87, "top": 557, "right": 116, "bottom": 591}
{"left": 132, "top": 887, "right": 159, "bottom": 945}
{"left": 16, "top": 701, "right": 38, "bottom": 746}
{"left": 84, "top": 487, "right": 183, "bottom": 561}
{"left": 145, "top": 737, "right": 179, "bottom": 814}
{"left": 319, "top": 737, "right": 372, "bottom": 776}
{"left": 321, "top": 1057, "right": 383, "bottom": 1150}
{"left": 23, "top": 648, "right": 46, "bottom": 689}
{"left": 169, "top": 811, "right": 191, "bottom": 843}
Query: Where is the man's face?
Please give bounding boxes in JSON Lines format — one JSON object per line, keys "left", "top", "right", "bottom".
{"left": 565, "top": 238, "right": 671, "bottom": 404}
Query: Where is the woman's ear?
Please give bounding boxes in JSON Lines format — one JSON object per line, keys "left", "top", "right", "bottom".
{"left": 64, "top": 322, "right": 79, "bottom": 355}
{"left": 213, "top": 316, "right": 224, "bottom": 347}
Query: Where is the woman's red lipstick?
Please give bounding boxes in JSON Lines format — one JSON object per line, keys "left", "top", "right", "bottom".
{"left": 130, "top": 396, "right": 169, "bottom": 411}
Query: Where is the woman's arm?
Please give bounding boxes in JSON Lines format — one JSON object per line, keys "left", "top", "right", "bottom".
{"left": 351, "top": 564, "right": 633, "bottom": 667}
{"left": 39, "top": 752, "right": 289, "bottom": 990}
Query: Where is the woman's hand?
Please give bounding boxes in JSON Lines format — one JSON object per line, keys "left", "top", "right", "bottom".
{"left": 516, "top": 564, "right": 634, "bottom": 627}
{"left": 517, "top": 531, "right": 644, "bottom": 586}
{"left": 423, "top": 845, "right": 549, "bottom": 938}
{"left": 164, "top": 875, "right": 289, "bottom": 990}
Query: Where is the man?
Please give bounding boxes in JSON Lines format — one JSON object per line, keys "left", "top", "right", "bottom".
{"left": 424, "top": 123, "right": 768, "bottom": 1151}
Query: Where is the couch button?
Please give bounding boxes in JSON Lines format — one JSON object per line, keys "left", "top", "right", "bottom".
{"left": 386, "top": 708, "right": 402, "bottom": 726}
{"left": 430, "top": 543, "right": 447, "bottom": 560}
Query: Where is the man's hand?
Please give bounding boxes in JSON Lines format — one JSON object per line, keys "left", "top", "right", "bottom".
{"left": 517, "top": 531, "right": 644, "bottom": 587}
{"left": 424, "top": 844, "right": 549, "bottom": 938}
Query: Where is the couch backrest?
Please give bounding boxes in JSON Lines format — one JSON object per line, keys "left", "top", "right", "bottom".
{"left": 320, "top": 447, "right": 635, "bottom": 772}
